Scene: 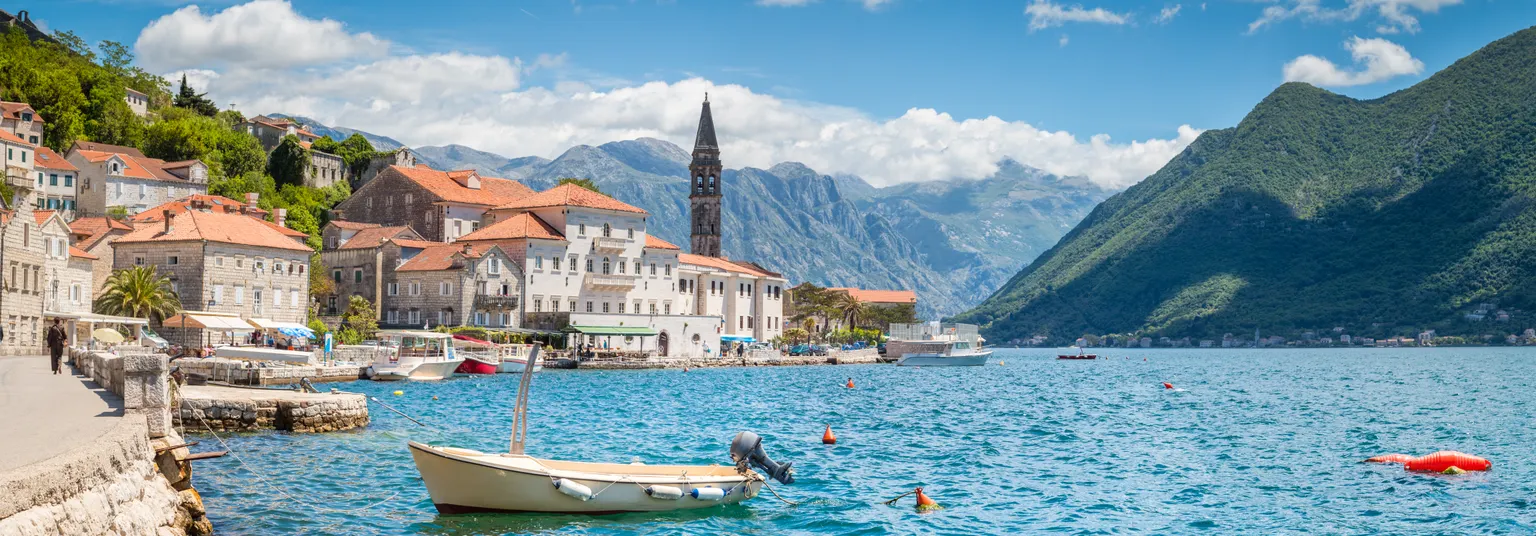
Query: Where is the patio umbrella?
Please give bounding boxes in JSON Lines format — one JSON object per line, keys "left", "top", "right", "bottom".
{"left": 92, "top": 328, "right": 126, "bottom": 344}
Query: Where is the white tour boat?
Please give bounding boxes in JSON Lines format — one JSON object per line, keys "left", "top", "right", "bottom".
{"left": 892, "top": 339, "right": 993, "bottom": 367}
{"left": 408, "top": 346, "right": 796, "bottom": 514}
{"left": 495, "top": 343, "right": 543, "bottom": 373}
{"left": 370, "top": 331, "right": 464, "bottom": 381}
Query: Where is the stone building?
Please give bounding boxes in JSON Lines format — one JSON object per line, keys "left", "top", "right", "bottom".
{"left": 305, "top": 147, "right": 346, "bottom": 189}
{"left": 66, "top": 216, "right": 134, "bottom": 296}
{"left": 353, "top": 148, "right": 415, "bottom": 190}
{"left": 0, "top": 101, "right": 44, "bottom": 146}
{"left": 129, "top": 193, "right": 268, "bottom": 223}
{"left": 330, "top": 164, "right": 534, "bottom": 243}
{"left": 689, "top": 96, "right": 723, "bottom": 257}
{"left": 35, "top": 210, "right": 94, "bottom": 320}
{"left": 316, "top": 222, "right": 430, "bottom": 317}
{"left": 0, "top": 130, "right": 45, "bottom": 355}
{"left": 66, "top": 141, "right": 208, "bottom": 217}
{"left": 32, "top": 146, "right": 79, "bottom": 218}
{"left": 110, "top": 209, "right": 312, "bottom": 345}
{"left": 387, "top": 243, "right": 523, "bottom": 329}
{"left": 237, "top": 115, "right": 344, "bottom": 188}
{"left": 124, "top": 87, "right": 150, "bottom": 117}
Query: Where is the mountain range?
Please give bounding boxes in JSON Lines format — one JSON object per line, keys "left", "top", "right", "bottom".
{"left": 952, "top": 26, "right": 1536, "bottom": 343}
{"left": 270, "top": 117, "right": 1111, "bottom": 318}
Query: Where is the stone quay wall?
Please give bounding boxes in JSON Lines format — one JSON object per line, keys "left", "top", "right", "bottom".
{"left": 73, "top": 348, "right": 173, "bottom": 439}
{"left": 578, "top": 348, "right": 882, "bottom": 369}
{"left": 176, "top": 388, "right": 369, "bottom": 433}
{"left": 174, "top": 357, "right": 368, "bottom": 386}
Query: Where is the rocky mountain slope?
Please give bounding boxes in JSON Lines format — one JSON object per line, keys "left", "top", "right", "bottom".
{"left": 952, "top": 26, "right": 1536, "bottom": 342}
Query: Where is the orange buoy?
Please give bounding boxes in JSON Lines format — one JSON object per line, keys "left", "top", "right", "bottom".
{"left": 846, "top": 378, "right": 855, "bottom": 389}
{"left": 822, "top": 425, "right": 837, "bottom": 445}
{"left": 1404, "top": 451, "right": 1491, "bottom": 472}
{"left": 914, "top": 487, "right": 940, "bottom": 511}
{"left": 1364, "top": 453, "right": 1414, "bottom": 464}
{"left": 1162, "top": 382, "right": 1174, "bottom": 389}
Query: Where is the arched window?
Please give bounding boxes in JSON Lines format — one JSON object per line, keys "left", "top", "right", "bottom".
{"left": 602, "top": 223, "right": 611, "bottom": 238}
{"left": 602, "top": 257, "right": 611, "bottom": 275}
{"left": 695, "top": 176, "right": 704, "bottom": 194}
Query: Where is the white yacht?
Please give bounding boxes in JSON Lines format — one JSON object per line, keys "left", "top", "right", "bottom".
{"left": 370, "top": 331, "right": 465, "bottom": 381}
{"left": 892, "top": 340, "right": 992, "bottom": 366}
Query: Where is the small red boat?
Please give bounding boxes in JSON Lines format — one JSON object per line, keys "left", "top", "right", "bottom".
{"left": 452, "top": 335, "right": 501, "bottom": 375}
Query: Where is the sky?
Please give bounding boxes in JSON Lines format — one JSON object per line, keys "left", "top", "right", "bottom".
{"left": 33, "top": 0, "right": 1536, "bottom": 189}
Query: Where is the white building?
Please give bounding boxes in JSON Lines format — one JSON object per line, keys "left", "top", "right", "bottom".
{"left": 32, "top": 146, "right": 79, "bottom": 218}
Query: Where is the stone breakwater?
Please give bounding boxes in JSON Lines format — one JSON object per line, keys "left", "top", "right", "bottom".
{"left": 174, "top": 357, "right": 368, "bottom": 386}
{"left": 176, "top": 385, "right": 369, "bottom": 433}
{"left": 577, "top": 349, "right": 882, "bottom": 369}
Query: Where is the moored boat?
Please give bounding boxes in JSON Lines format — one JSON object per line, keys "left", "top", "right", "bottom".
{"left": 494, "top": 343, "right": 543, "bottom": 373}
{"left": 1058, "top": 347, "right": 1098, "bottom": 360}
{"left": 892, "top": 340, "right": 992, "bottom": 366}
{"left": 370, "top": 331, "right": 464, "bottom": 381}
{"left": 452, "top": 335, "right": 501, "bottom": 375}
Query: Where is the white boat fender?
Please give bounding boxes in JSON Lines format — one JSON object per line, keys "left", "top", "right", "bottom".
{"left": 690, "top": 487, "right": 725, "bottom": 501}
{"left": 645, "top": 485, "right": 684, "bottom": 500}
{"left": 553, "top": 478, "right": 594, "bottom": 501}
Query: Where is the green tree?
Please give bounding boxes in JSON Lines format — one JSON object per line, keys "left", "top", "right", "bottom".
{"left": 142, "top": 110, "right": 264, "bottom": 179}
{"left": 557, "top": 177, "right": 602, "bottom": 194}
{"left": 268, "top": 135, "right": 312, "bottom": 187}
{"left": 339, "top": 295, "right": 379, "bottom": 345}
{"left": 95, "top": 266, "right": 182, "bottom": 322}
{"left": 172, "top": 73, "right": 218, "bottom": 116}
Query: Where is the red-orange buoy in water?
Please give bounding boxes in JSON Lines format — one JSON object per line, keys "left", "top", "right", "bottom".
{"left": 1163, "top": 382, "right": 1174, "bottom": 389}
{"left": 1404, "top": 451, "right": 1491, "bottom": 472}
{"left": 846, "top": 378, "right": 855, "bottom": 389}
{"left": 823, "top": 425, "right": 837, "bottom": 445}
{"left": 1364, "top": 453, "right": 1414, "bottom": 464}
{"left": 914, "top": 487, "right": 940, "bottom": 511}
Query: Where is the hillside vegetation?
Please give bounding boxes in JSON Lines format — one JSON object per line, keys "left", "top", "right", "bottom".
{"left": 953, "top": 26, "right": 1536, "bottom": 343}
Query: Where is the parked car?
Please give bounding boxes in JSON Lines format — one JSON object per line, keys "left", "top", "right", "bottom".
{"left": 788, "top": 344, "right": 812, "bottom": 356}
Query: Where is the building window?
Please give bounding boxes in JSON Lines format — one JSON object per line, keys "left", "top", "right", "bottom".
{"left": 650, "top": 263, "right": 657, "bottom": 276}
{"left": 48, "top": 174, "right": 57, "bottom": 186}
{"left": 627, "top": 228, "right": 634, "bottom": 239}
{"left": 64, "top": 175, "right": 72, "bottom": 187}
{"left": 273, "top": 289, "right": 282, "bottom": 308}
{"left": 167, "top": 256, "right": 179, "bottom": 265}
{"left": 551, "top": 300, "right": 560, "bottom": 312}
{"left": 535, "top": 256, "right": 543, "bottom": 270}
{"left": 585, "top": 301, "right": 593, "bottom": 313}
{"left": 748, "top": 317, "right": 754, "bottom": 329}
{"left": 333, "top": 270, "right": 342, "bottom": 283}
{"left": 552, "top": 256, "right": 561, "bottom": 271}
{"left": 617, "top": 302, "right": 625, "bottom": 314}
{"left": 617, "top": 259, "right": 625, "bottom": 274}
{"left": 634, "top": 261, "right": 641, "bottom": 274}
{"left": 569, "top": 300, "right": 576, "bottom": 312}
{"left": 215, "top": 257, "right": 223, "bottom": 267}
{"left": 290, "top": 289, "right": 299, "bottom": 307}
{"left": 354, "top": 269, "right": 363, "bottom": 283}
{"left": 602, "top": 258, "right": 611, "bottom": 275}
{"left": 602, "top": 302, "right": 610, "bottom": 313}
{"left": 602, "top": 223, "right": 611, "bottom": 238}
{"left": 488, "top": 259, "right": 500, "bottom": 275}
{"left": 665, "top": 264, "right": 672, "bottom": 276}
{"left": 578, "top": 224, "right": 586, "bottom": 236}
{"left": 234, "top": 286, "right": 245, "bottom": 305}
{"left": 664, "top": 302, "right": 671, "bottom": 315}
{"left": 409, "top": 309, "right": 420, "bottom": 324}
{"left": 135, "top": 257, "right": 144, "bottom": 265}
{"left": 534, "top": 299, "right": 542, "bottom": 313}
{"left": 388, "top": 310, "right": 398, "bottom": 323}
{"left": 440, "top": 282, "right": 452, "bottom": 295}
{"left": 388, "top": 283, "right": 399, "bottom": 296}
{"left": 649, "top": 303, "right": 657, "bottom": 315}
{"left": 586, "top": 258, "right": 593, "bottom": 272}
{"left": 410, "top": 282, "right": 421, "bottom": 296}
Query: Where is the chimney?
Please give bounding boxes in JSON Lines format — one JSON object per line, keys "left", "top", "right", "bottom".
{"left": 462, "top": 244, "right": 474, "bottom": 256}
{"left": 245, "top": 192, "right": 259, "bottom": 212}
{"left": 162, "top": 210, "right": 173, "bottom": 234}
{"left": 276, "top": 208, "right": 287, "bottom": 227}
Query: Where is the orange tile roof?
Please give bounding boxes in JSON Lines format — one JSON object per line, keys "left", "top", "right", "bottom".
{"left": 337, "top": 226, "right": 422, "bottom": 250}
{"left": 259, "top": 218, "right": 310, "bottom": 238}
{"left": 69, "top": 246, "right": 98, "bottom": 260}
{"left": 828, "top": 288, "right": 918, "bottom": 305}
{"left": 0, "top": 102, "right": 42, "bottom": 123}
{"left": 114, "top": 210, "right": 312, "bottom": 252}
{"left": 391, "top": 238, "right": 445, "bottom": 249}
{"left": 387, "top": 165, "right": 535, "bottom": 207}
{"left": 70, "top": 141, "right": 146, "bottom": 159}
{"left": 678, "top": 253, "right": 777, "bottom": 278}
{"left": 131, "top": 194, "right": 264, "bottom": 222}
{"left": 458, "top": 212, "right": 564, "bottom": 242}
{"left": 32, "top": 210, "right": 55, "bottom": 226}
{"left": 68, "top": 217, "right": 134, "bottom": 250}
{"left": 644, "top": 234, "right": 680, "bottom": 250}
{"left": 71, "top": 142, "right": 202, "bottom": 183}
{"left": 327, "top": 220, "right": 381, "bottom": 231}
{"left": 34, "top": 146, "right": 76, "bottom": 171}
{"left": 397, "top": 243, "right": 499, "bottom": 272}
{"left": 494, "top": 183, "right": 646, "bottom": 215}
{"left": 0, "top": 129, "right": 33, "bottom": 147}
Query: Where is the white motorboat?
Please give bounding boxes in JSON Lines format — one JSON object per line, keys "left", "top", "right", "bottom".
{"left": 408, "top": 346, "right": 796, "bottom": 514}
{"left": 893, "top": 340, "right": 992, "bottom": 367}
{"left": 495, "top": 343, "right": 543, "bottom": 373}
{"left": 370, "top": 331, "right": 464, "bottom": 381}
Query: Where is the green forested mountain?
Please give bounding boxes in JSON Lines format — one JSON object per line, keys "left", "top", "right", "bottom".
{"left": 953, "top": 26, "right": 1536, "bottom": 343}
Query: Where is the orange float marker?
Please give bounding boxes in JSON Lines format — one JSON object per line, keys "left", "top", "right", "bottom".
{"left": 1163, "top": 382, "right": 1174, "bottom": 389}
{"left": 822, "top": 425, "right": 837, "bottom": 445}
{"left": 846, "top": 378, "right": 855, "bottom": 389}
{"left": 1404, "top": 451, "right": 1491, "bottom": 472}
{"left": 914, "top": 487, "right": 941, "bottom": 511}
{"left": 1364, "top": 453, "right": 1414, "bottom": 464}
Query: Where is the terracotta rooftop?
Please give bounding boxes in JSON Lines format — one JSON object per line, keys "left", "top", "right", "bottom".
{"left": 337, "top": 225, "right": 423, "bottom": 250}
{"left": 32, "top": 209, "right": 54, "bottom": 226}
{"left": 73, "top": 148, "right": 201, "bottom": 183}
{"left": 131, "top": 195, "right": 265, "bottom": 222}
{"left": 494, "top": 183, "right": 646, "bottom": 215}
{"left": 114, "top": 209, "right": 312, "bottom": 252}
{"left": 391, "top": 238, "right": 446, "bottom": 250}
{"left": 678, "top": 253, "right": 778, "bottom": 278}
{"left": 68, "top": 217, "right": 135, "bottom": 250}
{"left": 69, "top": 246, "right": 98, "bottom": 260}
{"left": 458, "top": 212, "right": 565, "bottom": 242}
{"left": 644, "top": 234, "right": 680, "bottom": 250}
{"left": 70, "top": 141, "right": 146, "bottom": 159}
{"left": 0, "top": 101, "right": 42, "bottom": 123}
{"left": 397, "top": 243, "right": 499, "bottom": 272}
{"left": 326, "top": 220, "right": 381, "bottom": 231}
{"left": 387, "top": 165, "right": 535, "bottom": 207}
{"left": 34, "top": 146, "right": 76, "bottom": 171}
{"left": 828, "top": 287, "right": 918, "bottom": 305}
{"left": 0, "top": 129, "right": 32, "bottom": 147}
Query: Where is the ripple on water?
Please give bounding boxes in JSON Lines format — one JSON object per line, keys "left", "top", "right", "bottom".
{"left": 188, "top": 347, "right": 1536, "bottom": 535}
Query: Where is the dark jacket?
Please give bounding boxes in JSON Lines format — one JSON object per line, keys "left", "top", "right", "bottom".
{"left": 46, "top": 325, "right": 68, "bottom": 349}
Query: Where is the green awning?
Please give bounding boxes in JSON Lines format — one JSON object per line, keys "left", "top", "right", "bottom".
{"left": 567, "top": 325, "right": 659, "bottom": 336}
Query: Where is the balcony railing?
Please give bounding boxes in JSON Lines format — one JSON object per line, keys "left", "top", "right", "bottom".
{"left": 473, "top": 295, "right": 520, "bottom": 308}
{"left": 5, "top": 166, "right": 31, "bottom": 189}
{"left": 584, "top": 273, "right": 638, "bottom": 291}
{"left": 592, "top": 236, "right": 627, "bottom": 252}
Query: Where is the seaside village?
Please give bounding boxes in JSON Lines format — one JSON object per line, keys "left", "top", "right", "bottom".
{"left": 0, "top": 93, "right": 925, "bottom": 364}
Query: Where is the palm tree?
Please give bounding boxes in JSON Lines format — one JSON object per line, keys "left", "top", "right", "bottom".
{"left": 96, "top": 266, "right": 182, "bottom": 322}
{"left": 834, "top": 292, "right": 866, "bottom": 331}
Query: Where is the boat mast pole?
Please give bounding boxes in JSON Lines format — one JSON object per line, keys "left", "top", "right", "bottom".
{"left": 509, "top": 344, "right": 540, "bottom": 454}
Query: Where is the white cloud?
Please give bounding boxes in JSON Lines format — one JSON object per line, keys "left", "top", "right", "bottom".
{"left": 1155, "top": 4, "right": 1182, "bottom": 24}
{"left": 862, "top": 0, "right": 895, "bottom": 9}
{"left": 144, "top": 0, "right": 1197, "bottom": 190}
{"left": 1247, "top": 0, "right": 1461, "bottom": 35}
{"left": 1282, "top": 36, "right": 1423, "bottom": 87}
{"left": 755, "top": 0, "right": 894, "bottom": 10}
{"left": 134, "top": 0, "right": 387, "bottom": 72}
{"left": 1025, "top": 0, "right": 1131, "bottom": 32}
{"left": 1059, "top": 34, "right": 1070, "bottom": 47}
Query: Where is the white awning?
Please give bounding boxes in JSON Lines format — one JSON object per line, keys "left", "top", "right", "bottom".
{"left": 163, "top": 312, "right": 254, "bottom": 331}
{"left": 246, "top": 318, "right": 310, "bottom": 330}
{"left": 45, "top": 311, "right": 150, "bottom": 326}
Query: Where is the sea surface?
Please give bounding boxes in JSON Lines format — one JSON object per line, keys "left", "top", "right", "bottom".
{"left": 187, "top": 348, "right": 1536, "bottom": 535}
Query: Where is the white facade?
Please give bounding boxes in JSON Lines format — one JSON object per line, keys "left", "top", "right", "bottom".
{"left": 33, "top": 165, "right": 77, "bottom": 217}
{"left": 442, "top": 204, "right": 484, "bottom": 242}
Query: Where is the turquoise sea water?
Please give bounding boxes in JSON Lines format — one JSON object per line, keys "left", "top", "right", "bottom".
{"left": 188, "top": 348, "right": 1536, "bottom": 534}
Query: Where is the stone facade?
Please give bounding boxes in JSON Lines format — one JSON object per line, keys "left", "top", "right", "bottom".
{"left": 2, "top": 141, "right": 46, "bottom": 356}
{"left": 238, "top": 115, "right": 320, "bottom": 153}
{"left": 176, "top": 387, "right": 368, "bottom": 433}
{"left": 317, "top": 224, "right": 424, "bottom": 316}
{"left": 0, "top": 100, "right": 44, "bottom": 145}
{"left": 307, "top": 149, "right": 346, "bottom": 189}
{"left": 332, "top": 167, "right": 444, "bottom": 240}
{"left": 353, "top": 148, "right": 415, "bottom": 190}
{"left": 386, "top": 244, "right": 524, "bottom": 329}
{"left": 67, "top": 146, "right": 209, "bottom": 217}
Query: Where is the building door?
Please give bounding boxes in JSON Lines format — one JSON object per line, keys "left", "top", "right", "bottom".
{"left": 658, "top": 331, "right": 670, "bottom": 357}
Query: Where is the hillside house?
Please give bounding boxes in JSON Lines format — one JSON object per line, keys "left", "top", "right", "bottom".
{"left": 330, "top": 164, "right": 535, "bottom": 242}
{"left": 0, "top": 101, "right": 43, "bottom": 145}
{"left": 32, "top": 147, "right": 79, "bottom": 218}
{"left": 317, "top": 222, "right": 430, "bottom": 317}
{"left": 66, "top": 141, "right": 208, "bottom": 217}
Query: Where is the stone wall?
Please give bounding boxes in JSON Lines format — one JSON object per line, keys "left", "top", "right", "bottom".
{"left": 174, "top": 357, "right": 367, "bottom": 386}
{"left": 73, "top": 348, "right": 172, "bottom": 438}
{"left": 176, "top": 389, "right": 369, "bottom": 433}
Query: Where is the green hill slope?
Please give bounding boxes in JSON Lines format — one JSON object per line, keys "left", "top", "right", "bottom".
{"left": 953, "top": 26, "right": 1536, "bottom": 343}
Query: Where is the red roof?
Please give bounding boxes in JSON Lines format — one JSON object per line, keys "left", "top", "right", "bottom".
{"left": 0, "top": 102, "right": 42, "bottom": 123}
{"left": 32, "top": 210, "right": 55, "bottom": 226}
{"left": 0, "top": 129, "right": 33, "bottom": 147}
{"left": 391, "top": 238, "right": 446, "bottom": 250}
{"left": 70, "top": 141, "right": 146, "bottom": 159}
{"left": 678, "top": 253, "right": 777, "bottom": 278}
{"left": 114, "top": 210, "right": 312, "bottom": 252}
{"left": 326, "top": 220, "right": 381, "bottom": 231}
{"left": 34, "top": 146, "right": 76, "bottom": 171}
{"left": 644, "top": 235, "right": 680, "bottom": 250}
{"left": 397, "top": 244, "right": 501, "bottom": 272}
{"left": 131, "top": 194, "right": 264, "bottom": 222}
{"left": 386, "top": 165, "right": 534, "bottom": 207}
{"left": 828, "top": 288, "right": 918, "bottom": 305}
{"left": 337, "top": 226, "right": 422, "bottom": 250}
{"left": 69, "top": 246, "right": 98, "bottom": 260}
{"left": 494, "top": 183, "right": 646, "bottom": 215}
{"left": 458, "top": 212, "right": 564, "bottom": 242}
{"left": 68, "top": 217, "right": 134, "bottom": 250}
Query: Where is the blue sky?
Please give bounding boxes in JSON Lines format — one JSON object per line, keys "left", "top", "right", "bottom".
{"left": 36, "top": 0, "right": 1536, "bottom": 187}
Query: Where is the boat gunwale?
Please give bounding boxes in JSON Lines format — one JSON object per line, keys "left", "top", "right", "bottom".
{"left": 407, "top": 441, "right": 759, "bottom": 485}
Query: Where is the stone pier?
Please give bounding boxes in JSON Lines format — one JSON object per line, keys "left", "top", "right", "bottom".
{"left": 174, "top": 357, "right": 368, "bottom": 386}
{"left": 175, "top": 385, "right": 369, "bottom": 433}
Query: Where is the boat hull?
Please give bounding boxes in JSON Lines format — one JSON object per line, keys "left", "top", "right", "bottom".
{"left": 496, "top": 358, "right": 543, "bottom": 374}
{"left": 896, "top": 351, "right": 991, "bottom": 367}
{"left": 1058, "top": 355, "right": 1097, "bottom": 360}
{"left": 373, "top": 358, "right": 465, "bottom": 381}
{"left": 456, "top": 356, "right": 499, "bottom": 375}
{"left": 407, "top": 441, "right": 761, "bottom": 514}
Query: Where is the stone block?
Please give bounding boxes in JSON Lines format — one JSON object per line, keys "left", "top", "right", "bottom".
{"left": 123, "top": 353, "right": 169, "bottom": 374}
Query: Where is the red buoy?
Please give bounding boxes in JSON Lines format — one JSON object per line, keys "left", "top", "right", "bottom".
{"left": 1404, "top": 451, "right": 1491, "bottom": 472}
{"left": 1364, "top": 453, "right": 1414, "bottom": 464}
{"left": 1163, "top": 382, "right": 1174, "bottom": 389}
{"left": 822, "top": 425, "right": 837, "bottom": 445}
{"left": 914, "top": 487, "right": 939, "bottom": 510}
{"left": 846, "top": 378, "right": 855, "bottom": 389}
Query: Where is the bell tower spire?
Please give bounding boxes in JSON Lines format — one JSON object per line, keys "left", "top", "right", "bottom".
{"left": 689, "top": 95, "right": 723, "bottom": 257}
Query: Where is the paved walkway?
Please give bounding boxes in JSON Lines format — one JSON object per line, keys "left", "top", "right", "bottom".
{"left": 0, "top": 355, "right": 122, "bottom": 472}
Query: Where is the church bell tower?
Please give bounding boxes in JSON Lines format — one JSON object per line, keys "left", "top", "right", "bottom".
{"left": 689, "top": 95, "right": 723, "bottom": 257}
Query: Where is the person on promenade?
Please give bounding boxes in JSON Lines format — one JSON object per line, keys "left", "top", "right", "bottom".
{"left": 46, "top": 319, "right": 69, "bottom": 375}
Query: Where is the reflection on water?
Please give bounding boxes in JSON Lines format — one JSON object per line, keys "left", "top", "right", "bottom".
{"left": 189, "top": 348, "right": 1536, "bottom": 534}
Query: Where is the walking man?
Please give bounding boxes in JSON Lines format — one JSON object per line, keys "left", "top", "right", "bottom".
{"left": 46, "top": 318, "right": 69, "bottom": 375}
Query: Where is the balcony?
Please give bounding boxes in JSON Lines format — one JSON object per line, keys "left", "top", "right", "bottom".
{"left": 592, "top": 236, "right": 627, "bottom": 253}
{"left": 584, "top": 272, "right": 638, "bottom": 291}
{"left": 5, "top": 166, "right": 31, "bottom": 189}
{"left": 473, "top": 295, "right": 520, "bottom": 309}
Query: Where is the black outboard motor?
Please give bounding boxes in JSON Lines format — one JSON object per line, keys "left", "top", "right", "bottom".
{"left": 730, "top": 431, "right": 794, "bottom": 484}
